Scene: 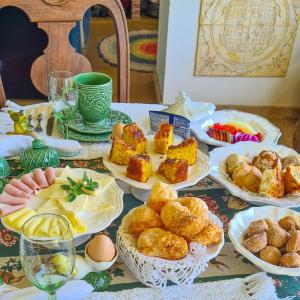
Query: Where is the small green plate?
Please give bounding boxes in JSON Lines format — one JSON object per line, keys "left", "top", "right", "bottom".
{"left": 68, "top": 110, "right": 132, "bottom": 134}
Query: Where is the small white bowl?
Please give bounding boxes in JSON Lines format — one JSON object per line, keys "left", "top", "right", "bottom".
{"left": 84, "top": 241, "right": 118, "bottom": 272}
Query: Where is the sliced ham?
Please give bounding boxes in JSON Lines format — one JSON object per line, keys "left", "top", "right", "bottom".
{"left": 4, "top": 184, "right": 30, "bottom": 199}
{"left": 0, "top": 194, "right": 29, "bottom": 205}
{"left": 10, "top": 179, "right": 34, "bottom": 194}
{"left": 45, "top": 167, "right": 56, "bottom": 185}
{"left": 20, "top": 174, "right": 40, "bottom": 191}
{"left": 0, "top": 204, "right": 25, "bottom": 217}
{"left": 33, "top": 168, "right": 49, "bottom": 189}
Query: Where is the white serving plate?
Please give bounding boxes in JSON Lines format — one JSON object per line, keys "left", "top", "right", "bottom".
{"left": 1, "top": 168, "right": 124, "bottom": 238}
{"left": 116, "top": 205, "right": 224, "bottom": 288}
{"left": 191, "top": 110, "right": 281, "bottom": 147}
{"left": 229, "top": 206, "right": 300, "bottom": 276}
{"left": 103, "top": 135, "right": 211, "bottom": 191}
{"left": 210, "top": 142, "right": 300, "bottom": 207}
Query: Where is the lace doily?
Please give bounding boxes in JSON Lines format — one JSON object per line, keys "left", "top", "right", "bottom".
{"left": 116, "top": 206, "right": 224, "bottom": 289}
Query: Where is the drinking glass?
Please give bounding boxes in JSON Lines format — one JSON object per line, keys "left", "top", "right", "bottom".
{"left": 20, "top": 214, "right": 76, "bottom": 300}
{"left": 48, "top": 71, "right": 77, "bottom": 113}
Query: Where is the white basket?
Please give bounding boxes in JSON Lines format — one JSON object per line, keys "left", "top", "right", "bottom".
{"left": 116, "top": 206, "right": 224, "bottom": 288}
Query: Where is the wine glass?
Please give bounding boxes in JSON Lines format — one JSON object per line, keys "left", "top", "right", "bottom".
{"left": 20, "top": 214, "right": 76, "bottom": 300}
{"left": 48, "top": 71, "right": 77, "bottom": 113}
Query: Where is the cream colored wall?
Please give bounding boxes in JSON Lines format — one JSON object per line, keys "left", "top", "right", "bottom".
{"left": 156, "top": 0, "right": 300, "bottom": 107}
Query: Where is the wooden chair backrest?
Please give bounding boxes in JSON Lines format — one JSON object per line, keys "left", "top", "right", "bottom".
{"left": 0, "top": 0, "right": 130, "bottom": 103}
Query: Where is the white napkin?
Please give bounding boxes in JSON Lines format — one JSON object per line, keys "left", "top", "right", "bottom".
{"left": 1, "top": 280, "right": 93, "bottom": 300}
{"left": 0, "top": 135, "right": 82, "bottom": 158}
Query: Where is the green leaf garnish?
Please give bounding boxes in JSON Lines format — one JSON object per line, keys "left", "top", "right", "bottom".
{"left": 61, "top": 185, "right": 71, "bottom": 191}
{"left": 68, "top": 193, "right": 76, "bottom": 202}
{"left": 83, "top": 171, "right": 89, "bottom": 183}
{"left": 67, "top": 177, "right": 76, "bottom": 185}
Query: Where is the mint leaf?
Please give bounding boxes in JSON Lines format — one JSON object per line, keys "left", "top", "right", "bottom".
{"left": 67, "top": 193, "right": 76, "bottom": 202}
{"left": 83, "top": 171, "right": 89, "bottom": 183}
{"left": 67, "top": 177, "right": 76, "bottom": 186}
{"left": 61, "top": 184, "right": 71, "bottom": 191}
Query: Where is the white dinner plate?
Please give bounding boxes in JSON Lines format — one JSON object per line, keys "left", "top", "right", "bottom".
{"left": 1, "top": 168, "right": 124, "bottom": 238}
{"left": 229, "top": 206, "right": 300, "bottom": 276}
{"left": 103, "top": 135, "right": 211, "bottom": 191}
{"left": 191, "top": 110, "right": 281, "bottom": 147}
{"left": 209, "top": 142, "right": 300, "bottom": 207}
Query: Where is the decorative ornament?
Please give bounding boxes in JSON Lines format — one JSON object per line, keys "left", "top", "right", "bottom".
{"left": 42, "top": 0, "right": 68, "bottom": 6}
{"left": 20, "top": 139, "right": 60, "bottom": 171}
{"left": 7, "top": 110, "right": 30, "bottom": 135}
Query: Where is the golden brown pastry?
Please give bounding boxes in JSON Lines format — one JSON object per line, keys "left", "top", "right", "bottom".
{"left": 246, "top": 220, "right": 269, "bottom": 238}
{"left": 252, "top": 150, "right": 282, "bottom": 173}
{"left": 278, "top": 216, "right": 298, "bottom": 231}
{"left": 191, "top": 224, "right": 223, "bottom": 246}
{"left": 259, "top": 169, "right": 285, "bottom": 198}
{"left": 280, "top": 253, "right": 300, "bottom": 268}
{"left": 286, "top": 230, "right": 300, "bottom": 253}
{"left": 137, "top": 228, "right": 188, "bottom": 260}
{"left": 232, "top": 163, "right": 262, "bottom": 193}
{"left": 225, "top": 154, "right": 249, "bottom": 177}
{"left": 260, "top": 246, "right": 281, "bottom": 265}
{"left": 267, "top": 223, "right": 289, "bottom": 248}
{"left": 244, "top": 231, "right": 267, "bottom": 253}
{"left": 282, "top": 156, "right": 300, "bottom": 169}
{"left": 178, "top": 197, "right": 208, "bottom": 218}
{"left": 147, "top": 182, "right": 178, "bottom": 214}
{"left": 283, "top": 166, "right": 300, "bottom": 194}
{"left": 160, "top": 201, "right": 206, "bottom": 239}
{"left": 127, "top": 206, "right": 163, "bottom": 236}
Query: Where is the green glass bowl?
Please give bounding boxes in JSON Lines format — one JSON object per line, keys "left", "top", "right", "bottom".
{"left": 20, "top": 139, "right": 60, "bottom": 171}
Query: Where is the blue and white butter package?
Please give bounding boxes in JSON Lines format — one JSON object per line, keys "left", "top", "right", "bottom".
{"left": 149, "top": 111, "right": 190, "bottom": 138}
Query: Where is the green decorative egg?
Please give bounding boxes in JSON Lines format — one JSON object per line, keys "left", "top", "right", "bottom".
{"left": 0, "top": 157, "right": 10, "bottom": 178}
{"left": 20, "top": 139, "right": 60, "bottom": 171}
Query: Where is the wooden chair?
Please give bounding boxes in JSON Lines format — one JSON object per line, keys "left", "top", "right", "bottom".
{"left": 0, "top": 0, "right": 130, "bottom": 106}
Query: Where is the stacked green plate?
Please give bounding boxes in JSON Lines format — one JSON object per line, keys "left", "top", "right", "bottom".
{"left": 56, "top": 107, "right": 132, "bottom": 143}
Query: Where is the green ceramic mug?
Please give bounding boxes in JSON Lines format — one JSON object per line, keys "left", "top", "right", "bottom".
{"left": 75, "top": 72, "right": 112, "bottom": 126}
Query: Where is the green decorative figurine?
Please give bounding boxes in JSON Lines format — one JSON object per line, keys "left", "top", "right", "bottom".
{"left": 8, "top": 110, "right": 30, "bottom": 135}
{"left": 20, "top": 139, "right": 60, "bottom": 172}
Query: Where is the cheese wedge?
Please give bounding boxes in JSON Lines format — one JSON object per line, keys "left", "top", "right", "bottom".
{"left": 3, "top": 207, "right": 32, "bottom": 224}
{"left": 83, "top": 197, "right": 112, "bottom": 212}
{"left": 57, "top": 194, "right": 87, "bottom": 212}
{"left": 33, "top": 216, "right": 52, "bottom": 237}
{"left": 37, "top": 184, "right": 68, "bottom": 201}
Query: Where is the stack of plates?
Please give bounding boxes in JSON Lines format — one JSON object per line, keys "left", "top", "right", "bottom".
{"left": 56, "top": 107, "right": 132, "bottom": 142}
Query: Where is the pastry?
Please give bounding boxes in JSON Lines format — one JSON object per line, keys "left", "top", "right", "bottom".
{"left": 122, "top": 123, "right": 147, "bottom": 154}
{"left": 267, "top": 223, "right": 289, "bottom": 248}
{"left": 191, "top": 224, "right": 223, "bottom": 246}
{"left": 286, "top": 230, "right": 300, "bottom": 253}
{"left": 259, "top": 169, "right": 285, "bottom": 198}
{"left": 244, "top": 231, "right": 267, "bottom": 253}
{"left": 153, "top": 123, "right": 173, "bottom": 154}
{"left": 167, "top": 137, "right": 197, "bottom": 166}
{"left": 137, "top": 228, "right": 188, "bottom": 260}
{"left": 109, "top": 136, "right": 137, "bottom": 165}
{"left": 147, "top": 182, "right": 177, "bottom": 214}
{"left": 282, "top": 156, "right": 300, "bottom": 169}
{"left": 283, "top": 166, "right": 300, "bottom": 194}
{"left": 278, "top": 216, "right": 298, "bottom": 231}
{"left": 158, "top": 158, "right": 188, "bottom": 184}
{"left": 245, "top": 220, "right": 269, "bottom": 237}
{"left": 225, "top": 154, "right": 249, "bottom": 177}
{"left": 280, "top": 253, "right": 300, "bottom": 268}
{"left": 232, "top": 163, "right": 262, "bottom": 193}
{"left": 127, "top": 206, "right": 163, "bottom": 236}
{"left": 126, "top": 154, "right": 152, "bottom": 183}
{"left": 252, "top": 150, "right": 282, "bottom": 173}
{"left": 160, "top": 201, "right": 205, "bottom": 239}
{"left": 260, "top": 246, "right": 281, "bottom": 265}
{"left": 178, "top": 197, "right": 208, "bottom": 219}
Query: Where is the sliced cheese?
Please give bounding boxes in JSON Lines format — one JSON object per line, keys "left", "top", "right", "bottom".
{"left": 48, "top": 218, "right": 61, "bottom": 237}
{"left": 83, "top": 196, "right": 112, "bottom": 212}
{"left": 64, "top": 212, "right": 87, "bottom": 234}
{"left": 57, "top": 194, "right": 87, "bottom": 212}
{"left": 37, "top": 184, "right": 68, "bottom": 201}
{"left": 33, "top": 216, "right": 52, "bottom": 237}
{"left": 23, "top": 216, "right": 43, "bottom": 237}
{"left": 13, "top": 210, "right": 36, "bottom": 231}
{"left": 3, "top": 207, "right": 32, "bottom": 224}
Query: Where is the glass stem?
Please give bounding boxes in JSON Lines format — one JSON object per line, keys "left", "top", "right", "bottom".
{"left": 48, "top": 292, "right": 57, "bottom": 300}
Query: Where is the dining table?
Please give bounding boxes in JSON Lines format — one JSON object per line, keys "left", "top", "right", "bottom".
{"left": 0, "top": 102, "right": 299, "bottom": 299}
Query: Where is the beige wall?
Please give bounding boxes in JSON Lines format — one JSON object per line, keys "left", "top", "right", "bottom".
{"left": 157, "top": 0, "right": 300, "bottom": 107}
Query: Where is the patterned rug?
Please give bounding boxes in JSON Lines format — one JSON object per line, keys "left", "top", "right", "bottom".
{"left": 96, "top": 30, "right": 157, "bottom": 72}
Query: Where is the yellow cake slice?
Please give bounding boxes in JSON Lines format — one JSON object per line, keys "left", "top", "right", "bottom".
{"left": 153, "top": 123, "right": 173, "bottom": 154}
{"left": 167, "top": 137, "right": 197, "bottom": 166}
{"left": 122, "top": 123, "right": 147, "bottom": 153}
{"left": 126, "top": 154, "right": 152, "bottom": 183}
{"left": 158, "top": 158, "right": 188, "bottom": 183}
{"left": 109, "top": 136, "right": 137, "bottom": 165}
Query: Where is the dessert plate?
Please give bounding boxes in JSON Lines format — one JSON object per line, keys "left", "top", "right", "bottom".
{"left": 229, "top": 206, "right": 300, "bottom": 276}
{"left": 1, "top": 168, "right": 124, "bottom": 239}
{"left": 210, "top": 142, "right": 300, "bottom": 207}
{"left": 191, "top": 110, "right": 281, "bottom": 147}
{"left": 103, "top": 135, "right": 211, "bottom": 191}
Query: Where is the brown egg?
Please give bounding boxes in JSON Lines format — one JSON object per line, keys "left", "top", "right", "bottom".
{"left": 111, "top": 123, "right": 124, "bottom": 139}
{"left": 87, "top": 235, "right": 116, "bottom": 262}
